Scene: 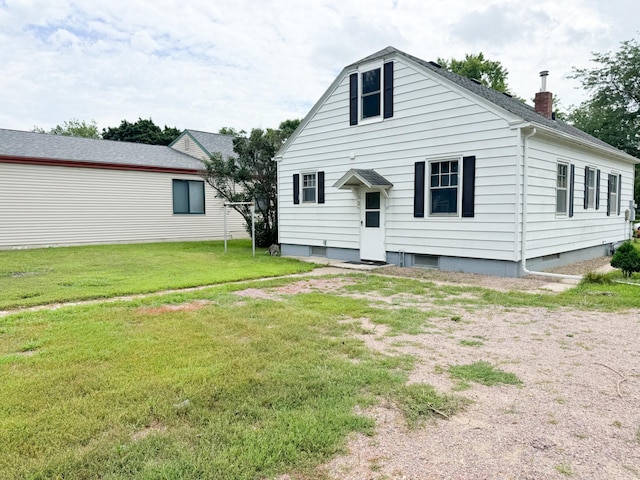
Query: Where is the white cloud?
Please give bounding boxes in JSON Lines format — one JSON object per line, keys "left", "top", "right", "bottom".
{"left": 0, "top": 0, "right": 638, "bottom": 133}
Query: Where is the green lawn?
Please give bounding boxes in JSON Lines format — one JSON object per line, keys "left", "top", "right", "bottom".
{"left": 0, "top": 240, "right": 315, "bottom": 310}
{"left": 0, "top": 280, "right": 464, "bottom": 479}
{"left": 2, "top": 249, "right": 640, "bottom": 479}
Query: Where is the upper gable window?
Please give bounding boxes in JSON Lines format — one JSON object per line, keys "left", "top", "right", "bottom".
{"left": 350, "top": 62, "right": 394, "bottom": 125}
{"left": 361, "top": 68, "right": 381, "bottom": 119}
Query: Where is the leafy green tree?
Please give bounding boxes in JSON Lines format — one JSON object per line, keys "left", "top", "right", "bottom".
{"left": 102, "top": 118, "right": 180, "bottom": 145}
{"left": 218, "top": 127, "right": 246, "bottom": 136}
{"left": 610, "top": 241, "right": 640, "bottom": 277}
{"left": 437, "top": 52, "right": 511, "bottom": 93}
{"left": 203, "top": 119, "right": 301, "bottom": 247}
{"left": 568, "top": 39, "right": 640, "bottom": 206}
{"left": 32, "top": 118, "right": 101, "bottom": 139}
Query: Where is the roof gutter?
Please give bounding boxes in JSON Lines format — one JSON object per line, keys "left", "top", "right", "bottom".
{"left": 519, "top": 127, "right": 583, "bottom": 281}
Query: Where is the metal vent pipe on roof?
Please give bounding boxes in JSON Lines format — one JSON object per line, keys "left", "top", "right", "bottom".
{"left": 539, "top": 70, "right": 549, "bottom": 92}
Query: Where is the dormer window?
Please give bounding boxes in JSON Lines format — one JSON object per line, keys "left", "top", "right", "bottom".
{"left": 361, "top": 68, "right": 381, "bottom": 119}
{"left": 350, "top": 61, "right": 394, "bottom": 125}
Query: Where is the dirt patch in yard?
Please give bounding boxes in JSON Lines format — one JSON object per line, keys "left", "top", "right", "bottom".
{"left": 134, "top": 300, "right": 214, "bottom": 315}
{"left": 273, "top": 259, "right": 640, "bottom": 479}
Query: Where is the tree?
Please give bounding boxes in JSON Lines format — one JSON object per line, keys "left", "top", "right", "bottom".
{"left": 202, "top": 119, "right": 301, "bottom": 247}
{"left": 102, "top": 118, "right": 181, "bottom": 145}
{"left": 437, "top": 52, "right": 511, "bottom": 94}
{"left": 32, "top": 118, "right": 101, "bottom": 139}
{"left": 568, "top": 39, "right": 640, "bottom": 207}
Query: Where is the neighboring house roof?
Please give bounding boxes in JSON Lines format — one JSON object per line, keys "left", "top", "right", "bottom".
{"left": 170, "top": 129, "right": 236, "bottom": 158}
{"left": 278, "top": 46, "right": 638, "bottom": 164}
{"left": 0, "top": 128, "right": 205, "bottom": 172}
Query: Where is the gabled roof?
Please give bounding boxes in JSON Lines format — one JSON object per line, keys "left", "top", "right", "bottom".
{"left": 0, "top": 128, "right": 204, "bottom": 172}
{"left": 277, "top": 46, "right": 638, "bottom": 163}
{"left": 334, "top": 169, "right": 393, "bottom": 189}
{"left": 170, "top": 129, "right": 235, "bottom": 158}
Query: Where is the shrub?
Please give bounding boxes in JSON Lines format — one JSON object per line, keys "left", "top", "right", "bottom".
{"left": 610, "top": 241, "right": 640, "bottom": 278}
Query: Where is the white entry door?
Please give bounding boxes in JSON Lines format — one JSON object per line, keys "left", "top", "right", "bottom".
{"left": 360, "top": 189, "right": 386, "bottom": 262}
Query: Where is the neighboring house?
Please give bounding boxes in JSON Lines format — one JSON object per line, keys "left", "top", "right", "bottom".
{"left": 276, "top": 46, "right": 639, "bottom": 277}
{"left": 0, "top": 128, "right": 246, "bottom": 250}
{"left": 169, "top": 129, "right": 236, "bottom": 162}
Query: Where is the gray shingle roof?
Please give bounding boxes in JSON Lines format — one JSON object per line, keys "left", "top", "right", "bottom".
{"left": 334, "top": 168, "right": 393, "bottom": 189}
{"left": 182, "top": 130, "right": 236, "bottom": 158}
{"left": 0, "top": 128, "right": 204, "bottom": 170}
{"left": 351, "top": 46, "right": 626, "bottom": 155}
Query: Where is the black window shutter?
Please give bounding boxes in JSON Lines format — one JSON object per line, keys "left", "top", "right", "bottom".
{"left": 462, "top": 156, "right": 476, "bottom": 218}
{"left": 383, "top": 62, "right": 394, "bottom": 119}
{"left": 596, "top": 170, "right": 600, "bottom": 210}
{"left": 607, "top": 174, "right": 612, "bottom": 216}
{"left": 317, "top": 171, "right": 325, "bottom": 204}
{"left": 293, "top": 174, "right": 300, "bottom": 205}
{"left": 414, "top": 161, "right": 425, "bottom": 218}
{"left": 617, "top": 174, "right": 622, "bottom": 215}
{"left": 349, "top": 73, "right": 358, "bottom": 126}
{"left": 569, "top": 164, "right": 575, "bottom": 218}
{"left": 583, "top": 166, "right": 589, "bottom": 209}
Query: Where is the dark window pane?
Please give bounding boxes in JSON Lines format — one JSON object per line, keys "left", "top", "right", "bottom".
{"left": 362, "top": 93, "right": 381, "bottom": 118}
{"left": 365, "top": 211, "right": 380, "bottom": 227}
{"left": 441, "top": 162, "right": 449, "bottom": 174}
{"left": 173, "top": 180, "right": 188, "bottom": 214}
{"left": 451, "top": 173, "right": 458, "bottom": 186}
{"left": 303, "top": 187, "right": 316, "bottom": 202}
{"left": 365, "top": 191, "right": 380, "bottom": 209}
{"left": 189, "top": 181, "right": 205, "bottom": 214}
{"left": 431, "top": 188, "right": 457, "bottom": 214}
{"left": 442, "top": 175, "right": 450, "bottom": 187}
{"left": 431, "top": 163, "right": 439, "bottom": 175}
{"left": 430, "top": 175, "right": 439, "bottom": 187}
{"left": 451, "top": 161, "right": 459, "bottom": 173}
{"left": 362, "top": 69, "right": 380, "bottom": 94}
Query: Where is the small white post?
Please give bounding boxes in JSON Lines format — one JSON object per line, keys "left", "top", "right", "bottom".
{"left": 251, "top": 202, "right": 256, "bottom": 257}
{"left": 223, "top": 204, "right": 228, "bottom": 253}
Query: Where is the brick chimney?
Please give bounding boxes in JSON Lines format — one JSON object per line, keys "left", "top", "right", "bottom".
{"left": 534, "top": 70, "right": 553, "bottom": 119}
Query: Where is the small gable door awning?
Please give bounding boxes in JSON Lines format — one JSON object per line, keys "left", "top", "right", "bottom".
{"left": 333, "top": 169, "right": 393, "bottom": 193}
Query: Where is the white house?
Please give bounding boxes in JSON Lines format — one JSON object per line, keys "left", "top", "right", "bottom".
{"left": 0, "top": 128, "right": 246, "bottom": 249}
{"left": 275, "top": 47, "right": 639, "bottom": 277}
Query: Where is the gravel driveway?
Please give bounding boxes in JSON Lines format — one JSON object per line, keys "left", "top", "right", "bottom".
{"left": 265, "top": 256, "right": 639, "bottom": 479}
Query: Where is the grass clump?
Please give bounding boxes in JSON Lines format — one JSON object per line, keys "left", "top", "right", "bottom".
{"left": 448, "top": 361, "right": 522, "bottom": 386}
{"left": 459, "top": 339, "right": 484, "bottom": 347}
{"left": 394, "top": 383, "right": 470, "bottom": 428}
{"left": 580, "top": 271, "right": 612, "bottom": 285}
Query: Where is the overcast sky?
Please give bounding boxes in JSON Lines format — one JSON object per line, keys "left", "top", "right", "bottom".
{"left": 1, "top": 0, "right": 638, "bottom": 134}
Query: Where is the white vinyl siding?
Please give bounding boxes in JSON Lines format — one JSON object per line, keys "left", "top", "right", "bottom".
{"left": 0, "top": 163, "right": 247, "bottom": 249}
{"left": 277, "top": 55, "right": 637, "bottom": 265}
{"left": 278, "top": 58, "right": 520, "bottom": 261}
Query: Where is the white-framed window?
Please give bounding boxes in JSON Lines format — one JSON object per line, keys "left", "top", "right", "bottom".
{"left": 184, "top": 137, "right": 190, "bottom": 150}
{"left": 585, "top": 166, "right": 595, "bottom": 209}
{"left": 608, "top": 174, "right": 619, "bottom": 215}
{"left": 302, "top": 173, "right": 317, "bottom": 203}
{"left": 173, "top": 179, "right": 205, "bottom": 214}
{"left": 556, "top": 162, "right": 569, "bottom": 215}
{"left": 361, "top": 67, "right": 382, "bottom": 120}
{"left": 430, "top": 159, "right": 459, "bottom": 215}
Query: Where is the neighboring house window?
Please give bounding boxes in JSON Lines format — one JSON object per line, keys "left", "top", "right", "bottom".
{"left": 430, "top": 160, "right": 459, "bottom": 215}
{"left": 584, "top": 167, "right": 596, "bottom": 209}
{"left": 302, "top": 173, "right": 317, "bottom": 203}
{"left": 173, "top": 179, "right": 205, "bottom": 214}
{"left": 349, "top": 62, "right": 394, "bottom": 125}
{"left": 556, "top": 163, "right": 569, "bottom": 215}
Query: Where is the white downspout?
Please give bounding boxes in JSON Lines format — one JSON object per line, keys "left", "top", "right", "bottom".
{"left": 520, "top": 127, "right": 583, "bottom": 281}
